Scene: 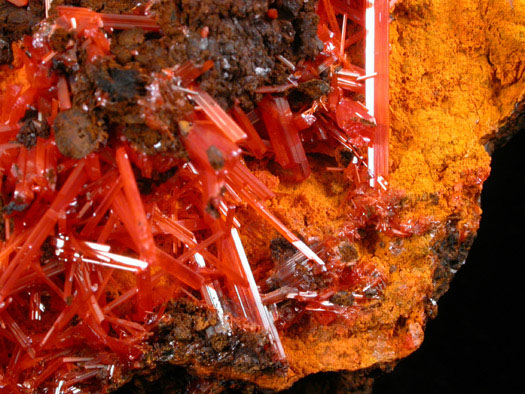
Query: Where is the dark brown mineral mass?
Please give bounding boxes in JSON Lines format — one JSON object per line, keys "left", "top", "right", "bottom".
{"left": 54, "top": 107, "right": 104, "bottom": 158}
{"left": 49, "top": 0, "right": 323, "bottom": 157}
{"left": 0, "top": 35, "right": 12, "bottom": 64}
{"left": 16, "top": 108, "right": 50, "bottom": 148}
{"left": 121, "top": 0, "right": 323, "bottom": 109}
{"left": 51, "top": 0, "right": 143, "bottom": 14}
{"left": 0, "top": 0, "right": 44, "bottom": 64}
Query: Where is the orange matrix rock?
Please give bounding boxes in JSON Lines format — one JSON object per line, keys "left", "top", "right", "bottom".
{"left": 0, "top": 0, "right": 524, "bottom": 393}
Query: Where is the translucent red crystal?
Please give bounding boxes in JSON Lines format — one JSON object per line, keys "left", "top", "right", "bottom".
{"left": 373, "top": 0, "right": 390, "bottom": 180}
{"left": 56, "top": 76, "right": 72, "bottom": 111}
{"left": 115, "top": 147, "right": 156, "bottom": 263}
{"left": 57, "top": 6, "right": 160, "bottom": 32}
{"left": 259, "top": 95, "right": 311, "bottom": 181}
{"left": 193, "top": 91, "right": 247, "bottom": 143}
{"left": 231, "top": 104, "right": 268, "bottom": 159}
{"left": 173, "top": 60, "right": 214, "bottom": 86}
{"left": 7, "top": 0, "right": 28, "bottom": 7}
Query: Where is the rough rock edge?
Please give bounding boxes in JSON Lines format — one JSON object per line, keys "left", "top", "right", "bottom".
{"left": 481, "top": 96, "right": 525, "bottom": 154}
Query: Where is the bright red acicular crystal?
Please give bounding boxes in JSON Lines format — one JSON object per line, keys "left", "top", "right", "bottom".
{"left": 259, "top": 95, "right": 311, "bottom": 181}
{"left": 57, "top": 6, "right": 160, "bottom": 32}
{"left": 7, "top": 0, "right": 28, "bottom": 6}
{"left": 193, "top": 91, "right": 247, "bottom": 143}
{"left": 231, "top": 104, "right": 268, "bottom": 159}
{"left": 373, "top": 0, "right": 390, "bottom": 180}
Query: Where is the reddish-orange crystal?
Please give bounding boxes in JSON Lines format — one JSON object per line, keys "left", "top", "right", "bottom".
{"left": 7, "top": 0, "right": 28, "bottom": 6}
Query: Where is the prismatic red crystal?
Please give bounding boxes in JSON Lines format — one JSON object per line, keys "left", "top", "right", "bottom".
{"left": 57, "top": 6, "right": 160, "bottom": 32}
{"left": 259, "top": 95, "right": 311, "bottom": 181}
{"left": 7, "top": 0, "right": 28, "bottom": 7}
{"left": 373, "top": 0, "right": 390, "bottom": 181}
{"left": 0, "top": 0, "right": 393, "bottom": 391}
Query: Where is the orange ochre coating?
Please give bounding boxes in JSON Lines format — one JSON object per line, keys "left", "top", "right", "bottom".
{"left": 0, "top": 0, "right": 523, "bottom": 391}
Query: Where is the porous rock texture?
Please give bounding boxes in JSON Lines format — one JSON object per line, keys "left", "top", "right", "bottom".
{"left": 0, "top": 0, "right": 44, "bottom": 64}
{"left": 117, "top": 0, "right": 525, "bottom": 392}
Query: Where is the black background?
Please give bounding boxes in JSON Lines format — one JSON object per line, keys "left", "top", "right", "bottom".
{"left": 373, "top": 131, "right": 524, "bottom": 394}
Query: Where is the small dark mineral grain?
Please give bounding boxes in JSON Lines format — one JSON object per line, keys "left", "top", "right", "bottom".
{"left": 17, "top": 108, "right": 50, "bottom": 149}
{"left": 0, "top": 35, "right": 12, "bottom": 64}
{"left": 49, "top": 28, "right": 74, "bottom": 53}
{"left": 288, "top": 79, "right": 331, "bottom": 109}
{"left": 206, "top": 146, "right": 225, "bottom": 170}
{"left": 54, "top": 108, "right": 104, "bottom": 159}
{"left": 51, "top": 0, "right": 143, "bottom": 14}
{"left": 93, "top": 67, "right": 145, "bottom": 102}
{"left": 330, "top": 291, "right": 356, "bottom": 307}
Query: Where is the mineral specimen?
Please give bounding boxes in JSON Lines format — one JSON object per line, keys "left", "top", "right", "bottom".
{"left": 0, "top": 0, "right": 524, "bottom": 393}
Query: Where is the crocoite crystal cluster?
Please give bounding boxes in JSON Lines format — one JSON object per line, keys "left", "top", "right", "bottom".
{"left": 0, "top": 0, "right": 397, "bottom": 392}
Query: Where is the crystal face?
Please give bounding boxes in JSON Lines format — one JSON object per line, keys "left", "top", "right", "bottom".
{"left": 0, "top": 1, "right": 394, "bottom": 391}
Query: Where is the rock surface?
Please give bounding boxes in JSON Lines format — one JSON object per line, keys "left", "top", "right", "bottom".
{"left": 0, "top": 0, "right": 523, "bottom": 393}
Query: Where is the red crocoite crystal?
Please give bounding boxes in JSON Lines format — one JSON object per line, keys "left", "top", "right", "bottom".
{"left": 0, "top": 0, "right": 393, "bottom": 391}
{"left": 7, "top": 0, "right": 28, "bottom": 7}
{"left": 57, "top": 6, "right": 160, "bottom": 32}
{"left": 259, "top": 95, "right": 311, "bottom": 181}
